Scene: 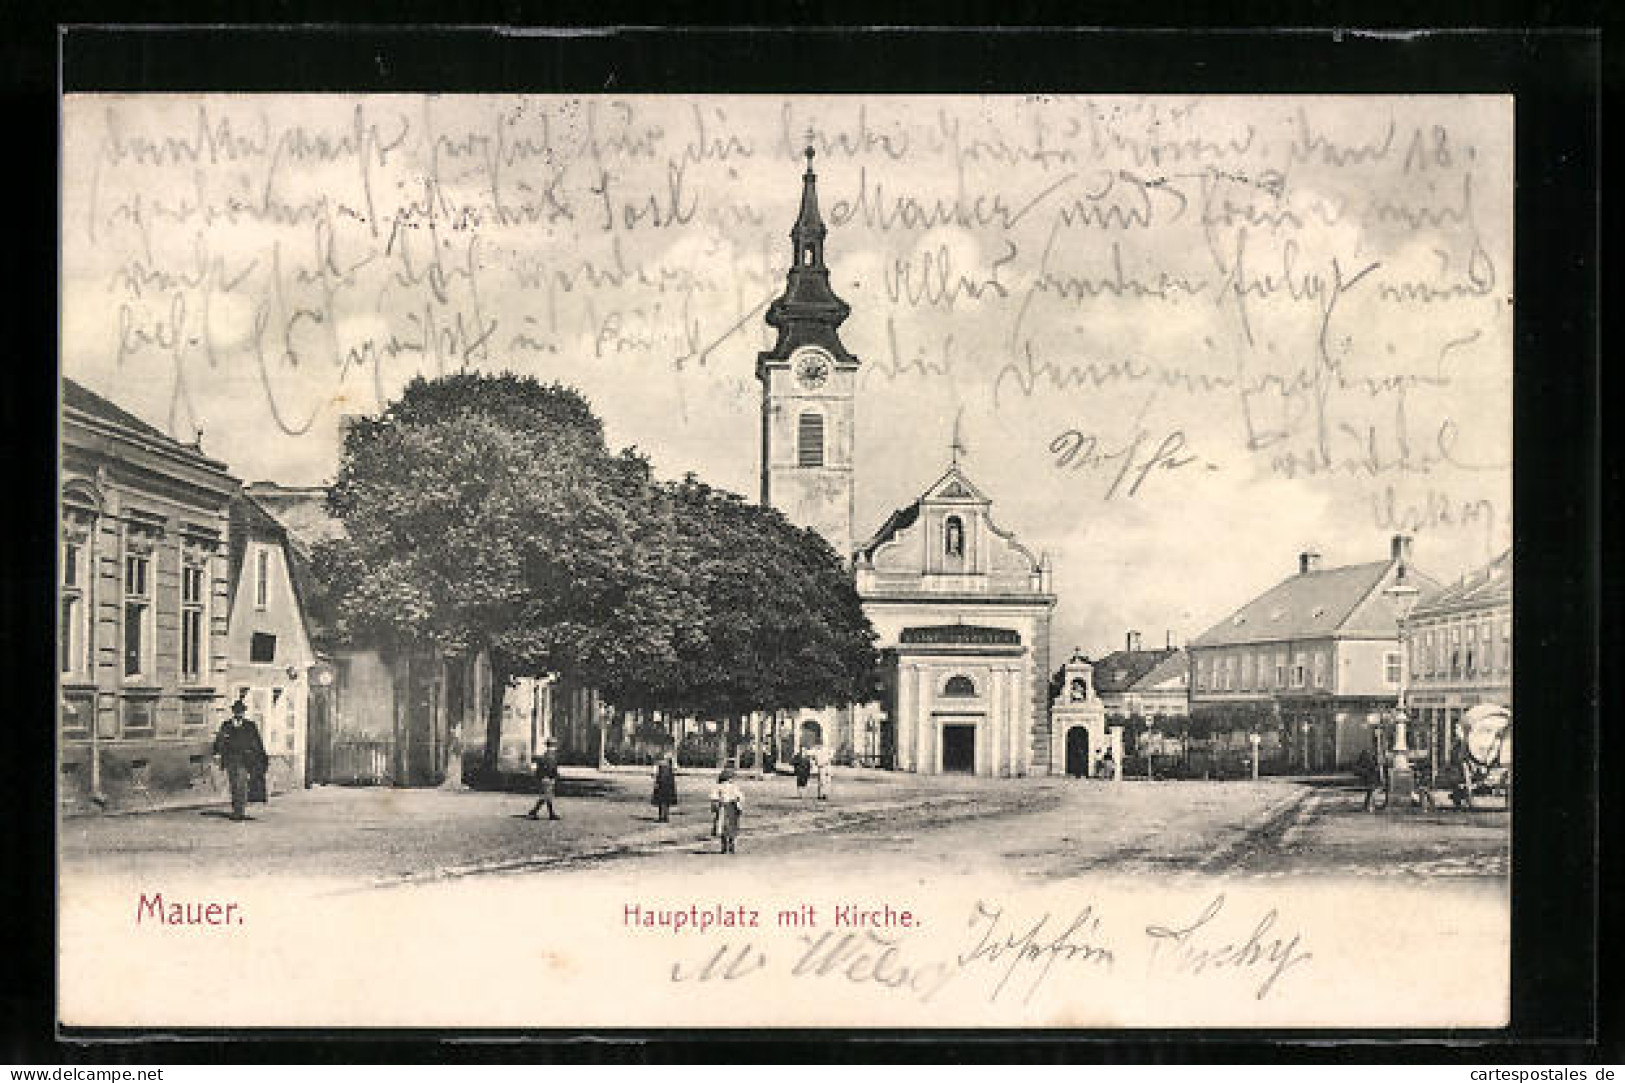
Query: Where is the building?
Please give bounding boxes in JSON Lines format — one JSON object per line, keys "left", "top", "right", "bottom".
{"left": 1402, "top": 548, "right": 1511, "bottom": 765}
{"left": 1123, "top": 647, "right": 1191, "bottom": 720}
{"left": 755, "top": 148, "right": 1057, "bottom": 776}
{"left": 1186, "top": 536, "right": 1439, "bottom": 772}
{"left": 225, "top": 492, "right": 317, "bottom": 792}
{"left": 59, "top": 379, "right": 238, "bottom": 813}
{"left": 1092, "top": 631, "right": 1180, "bottom": 719}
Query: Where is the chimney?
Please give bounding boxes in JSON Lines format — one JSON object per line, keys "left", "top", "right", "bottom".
{"left": 1299, "top": 550, "right": 1321, "bottom": 575}
{"left": 1391, "top": 534, "right": 1413, "bottom": 566}
{"left": 1166, "top": 629, "right": 1173, "bottom": 650}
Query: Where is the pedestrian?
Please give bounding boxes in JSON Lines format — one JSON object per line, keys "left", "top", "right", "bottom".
{"left": 815, "top": 745, "right": 832, "bottom": 801}
{"left": 793, "top": 749, "right": 812, "bottom": 798}
{"left": 213, "top": 698, "right": 268, "bottom": 822}
{"left": 527, "top": 739, "right": 561, "bottom": 820}
{"left": 1354, "top": 748, "right": 1381, "bottom": 812}
{"left": 1101, "top": 746, "right": 1116, "bottom": 781}
{"left": 709, "top": 767, "right": 724, "bottom": 836}
{"left": 651, "top": 752, "right": 678, "bottom": 823}
{"left": 713, "top": 768, "right": 744, "bottom": 854}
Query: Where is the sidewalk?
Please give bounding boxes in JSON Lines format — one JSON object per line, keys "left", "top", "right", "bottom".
{"left": 58, "top": 765, "right": 1049, "bottom": 885}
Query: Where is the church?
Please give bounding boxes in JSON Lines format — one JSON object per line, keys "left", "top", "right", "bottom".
{"left": 756, "top": 148, "right": 1058, "bottom": 777}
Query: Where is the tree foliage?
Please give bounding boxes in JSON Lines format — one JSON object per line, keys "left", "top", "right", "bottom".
{"left": 312, "top": 372, "right": 877, "bottom": 777}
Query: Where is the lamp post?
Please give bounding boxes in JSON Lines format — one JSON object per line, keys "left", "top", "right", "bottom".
{"left": 1382, "top": 573, "right": 1421, "bottom": 809}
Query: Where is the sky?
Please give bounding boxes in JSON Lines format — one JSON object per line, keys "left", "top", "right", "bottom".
{"left": 60, "top": 94, "right": 1513, "bottom": 658}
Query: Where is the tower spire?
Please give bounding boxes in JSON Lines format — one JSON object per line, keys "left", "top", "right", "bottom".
{"left": 950, "top": 408, "right": 967, "bottom": 468}
{"left": 758, "top": 138, "right": 854, "bottom": 368}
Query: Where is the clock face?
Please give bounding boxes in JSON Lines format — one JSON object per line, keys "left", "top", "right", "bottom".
{"left": 794, "top": 351, "right": 832, "bottom": 389}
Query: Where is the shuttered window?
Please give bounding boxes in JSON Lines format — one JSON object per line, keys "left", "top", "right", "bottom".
{"left": 797, "top": 412, "right": 824, "bottom": 467}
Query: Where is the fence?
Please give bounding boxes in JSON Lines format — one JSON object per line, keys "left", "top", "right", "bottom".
{"left": 327, "top": 738, "right": 393, "bottom": 785}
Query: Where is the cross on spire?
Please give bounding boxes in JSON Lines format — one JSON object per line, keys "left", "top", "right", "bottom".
{"left": 804, "top": 127, "right": 817, "bottom": 170}
{"left": 950, "top": 408, "right": 967, "bottom": 467}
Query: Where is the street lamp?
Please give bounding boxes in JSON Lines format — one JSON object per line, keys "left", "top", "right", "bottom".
{"left": 1382, "top": 572, "right": 1421, "bottom": 809}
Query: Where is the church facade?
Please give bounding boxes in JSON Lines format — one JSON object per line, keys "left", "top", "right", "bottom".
{"left": 756, "top": 150, "right": 1058, "bottom": 776}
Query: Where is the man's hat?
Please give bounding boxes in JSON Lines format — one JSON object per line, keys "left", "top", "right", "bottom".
{"left": 230, "top": 700, "right": 247, "bottom": 715}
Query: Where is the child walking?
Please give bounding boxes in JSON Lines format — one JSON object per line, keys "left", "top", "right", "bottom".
{"left": 711, "top": 768, "right": 744, "bottom": 854}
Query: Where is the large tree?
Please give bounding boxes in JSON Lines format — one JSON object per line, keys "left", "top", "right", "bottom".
{"left": 318, "top": 373, "right": 663, "bottom": 781}
{"left": 650, "top": 477, "right": 876, "bottom": 733}
{"left": 315, "top": 372, "right": 876, "bottom": 781}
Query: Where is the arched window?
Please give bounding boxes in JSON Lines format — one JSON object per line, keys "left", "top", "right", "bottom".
{"left": 797, "top": 412, "right": 824, "bottom": 467}
{"left": 944, "top": 515, "right": 964, "bottom": 557}
{"left": 943, "top": 674, "right": 976, "bottom": 697}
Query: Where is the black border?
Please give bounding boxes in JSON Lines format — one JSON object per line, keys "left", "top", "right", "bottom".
{"left": 4, "top": 16, "right": 1606, "bottom": 1063}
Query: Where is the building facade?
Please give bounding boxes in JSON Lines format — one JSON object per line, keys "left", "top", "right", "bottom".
{"left": 755, "top": 150, "right": 1057, "bottom": 776}
{"left": 226, "top": 493, "right": 318, "bottom": 793}
{"left": 1186, "top": 536, "right": 1438, "bottom": 772}
{"left": 1402, "top": 548, "right": 1511, "bottom": 766}
{"left": 1124, "top": 648, "right": 1190, "bottom": 720}
{"left": 853, "top": 467, "right": 1057, "bottom": 776}
{"left": 60, "top": 379, "right": 239, "bottom": 813}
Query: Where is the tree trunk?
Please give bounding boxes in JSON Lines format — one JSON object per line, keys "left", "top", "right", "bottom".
{"left": 753, "top": 712, "right": 764, "bottom": 778}
{"left": 596, "top": 692, "right": 609, "bottom": 769}
{"left": 481, "top": 650, "right": 509, "bottom": 786}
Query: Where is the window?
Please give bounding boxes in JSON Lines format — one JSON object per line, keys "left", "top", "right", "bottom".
{"left": 250, "top": 632, "right": 278, "bottom": 664}
{"left": 123, "top": 551, "right": 152, "bottom": 680}
{"left": 797, "top": 412, "right": 824, "bottom": 468}
{"left": 1312, "top": 651, "right": 1327, "bottom": 689}
{"left": 1385, "top": 651, "right": 1402, "bottom": 685}
{"left": 1501, "top": 618, "right": 1511, "bottom": 674}
{"left": 181, "top": 562, "right": 206, "bottom": 682}
{"left": 255, "top": 548, "right": 270, "bottom": 609}
{"left": 1292, "top": 653, "right": 1306, "bottom": 688}
{"left": 1195, "top": 656, "right": 1209, "bottom": 691}
{"left": 944, "top": 515, "right": 964, "bottom": 557}
{"left": 1450, "top": 648, "right": 1462, "bottom": 680}
{"left": 60, "top": 537, "right": 88, "bottom": 677}
{"left": 943, "top": 674, "right": 976, "bottom": 697}
{"left": 1275, "top": 652, "right": 1287, "bottom": 688}
{"left": 1240, "top": 654, "right": 1253, "bottom": 690}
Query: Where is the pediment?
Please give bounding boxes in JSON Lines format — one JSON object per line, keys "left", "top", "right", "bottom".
{"left": 921, "top": 467, "right": 990, "bottom": 505}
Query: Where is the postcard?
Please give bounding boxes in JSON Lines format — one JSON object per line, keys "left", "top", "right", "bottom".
{"left": 57, "top": 91, "right": 1512, "bottom": 1029}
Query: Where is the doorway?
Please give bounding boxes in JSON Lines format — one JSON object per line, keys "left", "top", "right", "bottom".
{"left": 941, "top": 724, "right": 976, "bottom": 773}
{"left": 1065, "top": 726, "right": 1091, "bottom": 777}
{"left": 799, "top": 719, "right": 824, "bottom": 749}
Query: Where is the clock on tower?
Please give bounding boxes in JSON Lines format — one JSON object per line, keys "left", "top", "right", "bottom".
{"left": 756, "top": 147, "right": 860, "bottom": 560}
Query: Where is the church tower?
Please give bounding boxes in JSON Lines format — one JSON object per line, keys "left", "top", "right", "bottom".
{"left": 757, "top": 146, "right": 860, "bottom": 560}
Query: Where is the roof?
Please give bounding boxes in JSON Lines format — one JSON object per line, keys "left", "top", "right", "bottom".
{"left": 1091, "top": 648, "right": 1178, "bottom": 694}
{"left": 63, "top": 378, "right": 175, "bottom": 444}
{"left": 62, "top": 377, "right": 232, "bottom": 473}
{"left": 1189, "top": 558, "right": 1441, "bottom": 648}
{"left": 856, "top": 500, "right": 921, "bottom": 559}
{"left": 1413, "top": 549, "right": 1512, "bottom": 619}
{"left": 1132, "top": 649, "right": 1190, "bottom": 691}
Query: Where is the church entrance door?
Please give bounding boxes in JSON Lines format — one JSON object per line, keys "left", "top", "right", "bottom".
{"left": 1065, "top": 726, "right": 1091, "bottom": 777}
{"left": 941, "top": 723, "right": 976, "bottom": 773}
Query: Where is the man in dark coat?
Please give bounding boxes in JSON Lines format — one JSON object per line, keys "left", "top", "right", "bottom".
{"left": 214, "top": 699, "right": 269, "bottom": 821}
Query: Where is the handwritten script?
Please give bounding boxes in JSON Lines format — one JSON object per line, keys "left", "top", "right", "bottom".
{"left": 63, "top": 95, "right": 1511, "bottom": 570}
{"left": 666, "top": 893, "right": 1309, "bottom": 1007}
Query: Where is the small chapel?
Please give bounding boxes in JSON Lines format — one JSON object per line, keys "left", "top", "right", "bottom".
{"left": 755, "top": 148, "right": 1059, "bottom": 776}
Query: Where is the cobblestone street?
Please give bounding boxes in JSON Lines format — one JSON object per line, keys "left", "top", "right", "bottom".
{"left": 59, "top": 767, "right": 1509, "bottom": 887}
